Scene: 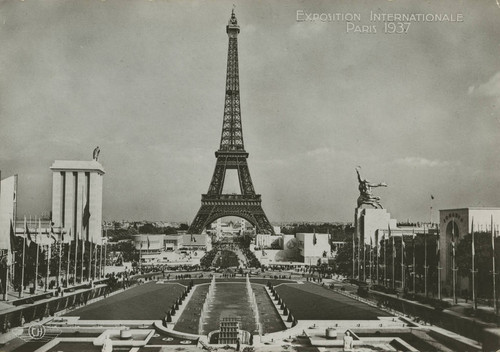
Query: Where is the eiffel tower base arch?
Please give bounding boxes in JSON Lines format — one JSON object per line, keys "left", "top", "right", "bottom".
{"left": 188, "top": 196, "right": 274, "bottom": 235}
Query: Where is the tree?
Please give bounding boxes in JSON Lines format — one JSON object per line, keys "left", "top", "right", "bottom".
{"left": 456, "top": 232, "right": 498, "bottom": 298}
{"left": 108, "top": 227, "right": 138, "bottom": 242}
{"left": 178, "top": 223, "right": 189, "bottom": 231}
{"left": 334, "top": 237, "right": 354, "bottom": 277}
{"left": 138, "top": 223, "right": 159, "bottom": 234}
{"left": 116, "top": 241, "right": 138, "bottom": 262}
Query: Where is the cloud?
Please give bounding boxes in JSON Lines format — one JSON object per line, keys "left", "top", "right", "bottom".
{"left": 288, "top": 21, "right": 327, "bottom": 39}
{"left": 242, "top": 24, "right": 256, "bottom": 34}
{"left": 468, "top": 71, "right": 500, "bottom": 103}
{"left": 305, "top": 147, "right": 331, "bottom": 157}
{"left": 394, "top": 157, "right": 460, "bottom": 168}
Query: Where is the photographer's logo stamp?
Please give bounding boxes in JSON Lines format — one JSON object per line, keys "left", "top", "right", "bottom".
{"left": 27, "top": 324, "right": 46, "bottom": 339}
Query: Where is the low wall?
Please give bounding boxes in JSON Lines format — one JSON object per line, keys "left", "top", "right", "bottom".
{"left": 0, "top": 285, "right": 108, "bottom": 333}
{"left": 367, "top": 290, "right": 493, "bottom": 343}
{"left": 427, "top": 329, "right": 480, "bottom": 352}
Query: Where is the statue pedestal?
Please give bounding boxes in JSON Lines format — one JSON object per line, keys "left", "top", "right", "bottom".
{"left": 355, "top": 208, "right": 397, "bottom": 245}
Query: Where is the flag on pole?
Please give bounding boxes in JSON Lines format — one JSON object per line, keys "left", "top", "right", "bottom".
{"left": 8, "top": 220, "right": 18, "bottom": 265}
{"left": 82, "top": 194, "right": 91, "bottom": 231}
{"left": 25, "top": 218, "right": 33, "bottom": 248}
{"left": 451, "top": 220, "right": 456, "bottom": 258}
{"left": 49, "top": 222, "right": 57, "bottom": 242}
{"left": 9, "top": 220, "right": 17, "bottom": 254}
{"left": 80, "top": 232, "right": 85, "bottom": 255}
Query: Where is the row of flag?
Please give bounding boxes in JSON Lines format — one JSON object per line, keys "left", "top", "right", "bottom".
{"left": 354, "top": 215, "right": 497, "bottom": 273}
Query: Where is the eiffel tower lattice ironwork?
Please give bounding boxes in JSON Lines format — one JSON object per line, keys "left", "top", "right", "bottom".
{"left": 188, "top": 10, "right": 274, "bottom": 235}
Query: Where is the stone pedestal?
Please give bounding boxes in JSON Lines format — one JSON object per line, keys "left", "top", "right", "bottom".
{"left": 355, "top": 208, "right": 397, "bottom": 245}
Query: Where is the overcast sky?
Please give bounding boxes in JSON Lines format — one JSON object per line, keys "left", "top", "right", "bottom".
{"left": 1, "top": 0, "right": 499, "bottom": 224}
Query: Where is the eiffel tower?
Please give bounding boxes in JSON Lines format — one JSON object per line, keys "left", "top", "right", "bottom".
{"left": 188, "top": 10, "right": 274, "bottom": 235}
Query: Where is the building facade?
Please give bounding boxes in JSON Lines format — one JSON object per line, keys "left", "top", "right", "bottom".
{"left": 295, "top": 233, "right": 331, "bottom": 264}
{"left": 439, "top": 207, "right": 500, "bottom": 292}
{"left": 51, "top": 160, "right": 105, "bottom": 244}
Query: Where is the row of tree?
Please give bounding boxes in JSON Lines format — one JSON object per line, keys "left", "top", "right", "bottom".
{"left": 107, "top": 222, "right": 189, "bottom": 242}
{"left": 334, "top": 232, "right": 499, "bottom": 298}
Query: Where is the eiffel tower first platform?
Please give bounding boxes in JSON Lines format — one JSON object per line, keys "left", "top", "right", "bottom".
{"left": 188, "top": 10, "right": 274, "bottom": 235}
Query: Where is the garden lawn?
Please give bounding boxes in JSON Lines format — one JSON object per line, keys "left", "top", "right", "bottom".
{"left": 64, "top": 281, "right": 186, "bottom": 320}
{"left": 275, "top": 283, "right": 391, "bottom": 320}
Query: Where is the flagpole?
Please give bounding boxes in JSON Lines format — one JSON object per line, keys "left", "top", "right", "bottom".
{"left": 412, "top": 232, "right": 416, "bottom": 293}
{"left": 424, "top": 226, "right": 428, "bottom": 296}
{"left": 437, "top": 226, "right": 442, "bottom": 300}
{"left": 401, "top": 234, "right": 405, "bottom": 291}
{"left": 358, "top": 234, "right": 362, "bottom": 281}
{"left": 384, "top": 233, "right": 387, "bottom": 287}
{"left": 492, "top": 217, "right": 497, "bottom": 316}
{"left": 140, "top": 242, "right": 143, "bottom": 272}
{"left": 88, "top": 237, "right": 93, "bottom": 281}
{"left": 11, "top": 174, "right": 18, "bottom": 299}
{"left": 471, "top": 218, "right": 477, "bottom": 312}
{"left": 45, "top": 243, "right": 49, "bottom": 292}
{"left": 98, "top": 242, "right": 102, "bottom": 279}
{"left": 57, "top": 237, "right": 62, "bottom": 288}
{"left": 364, "top": 240, "right": 367, "bottom": 283}
{"left": 94, "top": 240, "right": 98, "bottom": 281}
{"left": 369, "top": 240, "right": 373, "bottom": 284}
{"left": 430, "top": 195, "right": 434, "bottom": 224}
{"left": 66, "top": 230, "right": 71, "bottom": 287}
{"left": 80, "top": 186, "right": 85, "bottom": 283}
{"left": 392, "top": 235, "right": 395, "bottom": 289}
{"left": 20, "top": 217, "right": 27, "bottom": 298}
{"left": 81, "top": 235, "right": 85, "bottom": 282}
{"left": 103, "top": 235, "right": 107, "bottom": 277}
{"left": 452, "top": 219, "right": 457, "bottom": 304}
{"left": 20, "top": 236, "right": 25, "bottom": 298}
{"left": 34, "top": 219, "right": 39, "bottom": 293}
{"left": 376, "top": 233, "right": 379, "bottom": 285}
{"left": 58, "top": 209, "right": 63, "bottom": 288}
{"left": 73, "top": 229, "right": 78, "bottom": 285}
{"left": 352, "top": 231, "right": 355, "bottom": 279}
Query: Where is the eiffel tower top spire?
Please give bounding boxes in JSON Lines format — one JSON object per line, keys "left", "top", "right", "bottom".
{"left": 220, "top": 9, "right": 244, "bottom": 151}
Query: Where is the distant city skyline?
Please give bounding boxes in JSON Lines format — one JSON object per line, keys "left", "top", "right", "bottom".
{"left": 1, "top": 0, "right": 499, "bottom": 224}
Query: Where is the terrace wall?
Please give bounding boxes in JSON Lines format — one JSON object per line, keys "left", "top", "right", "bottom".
{"left": 0, "top": 285, "right": 109, "bottom": 333}
{"left": 366, "top": 290, "right": 494, "bottom": 343}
